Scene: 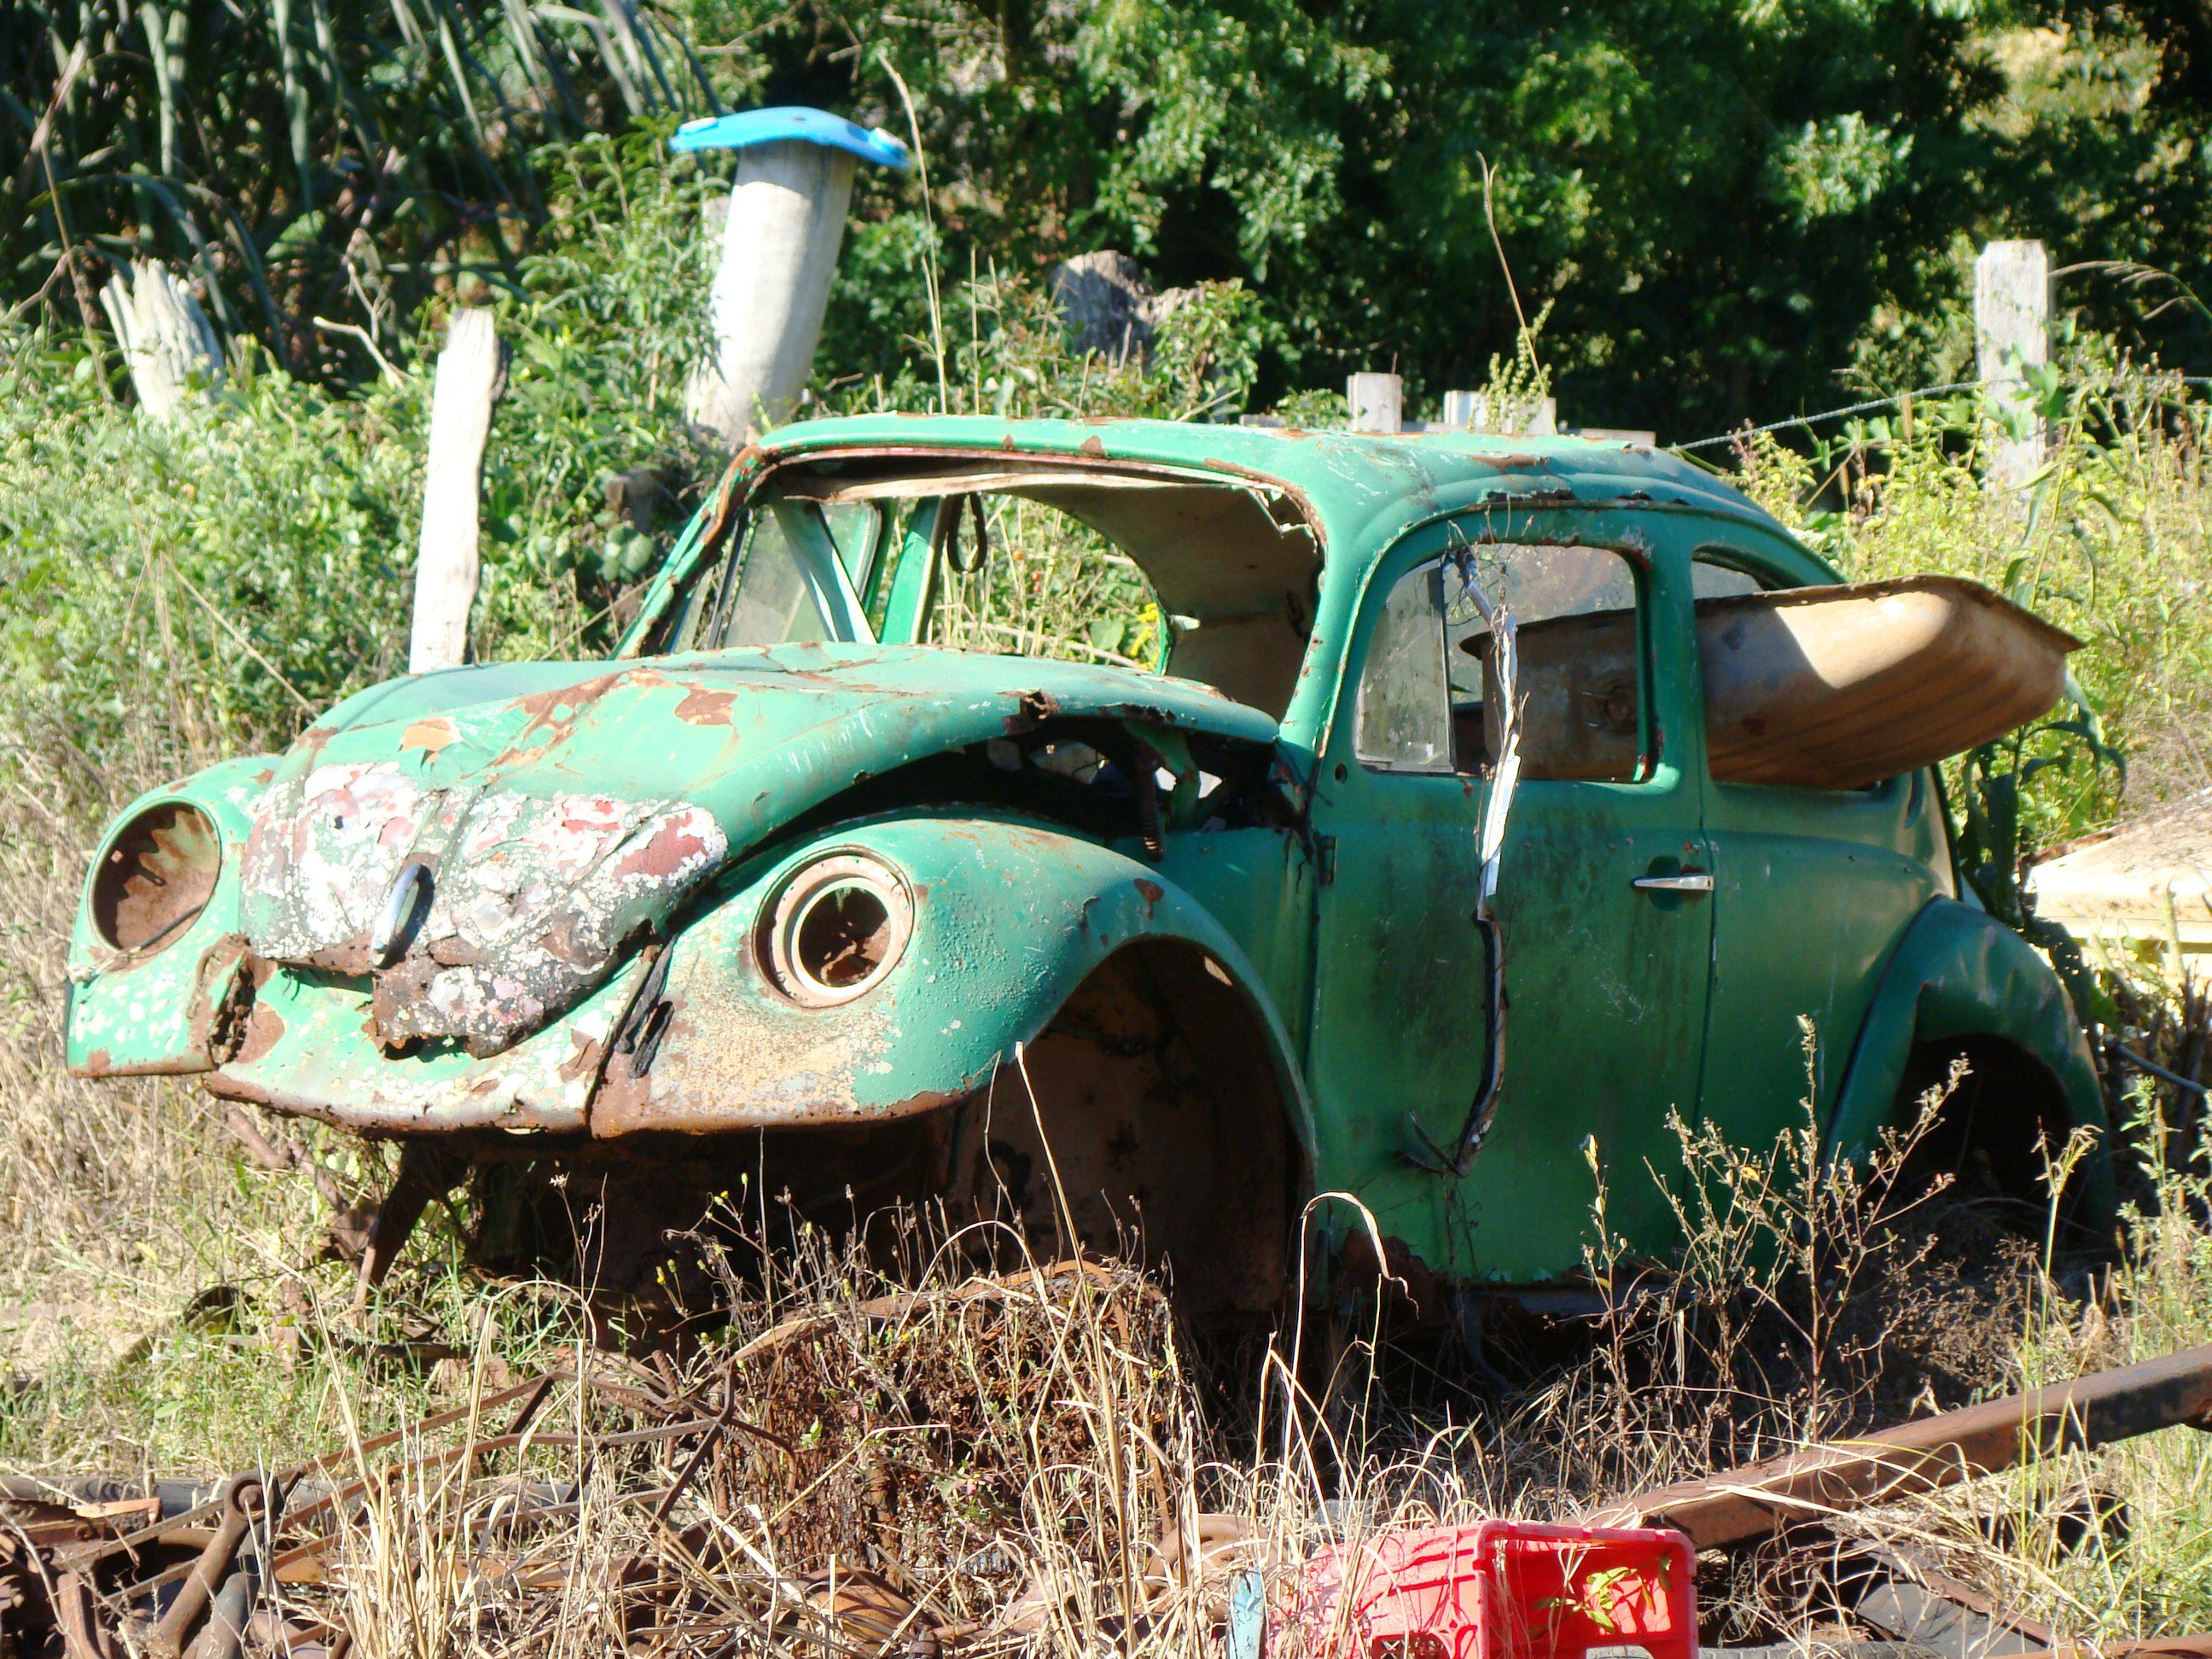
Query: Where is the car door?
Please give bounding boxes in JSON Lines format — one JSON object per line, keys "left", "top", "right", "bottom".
{"left": 1688, "top": 548, "right": 1950, "bottom": 1148}
{"left": 1306, "top": 521, "right": 1715, "bottom": 1284}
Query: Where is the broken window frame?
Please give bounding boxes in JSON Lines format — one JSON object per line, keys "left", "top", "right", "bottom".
{"left": 1444, "top": 538, "right": 1656, "bottom": 786}
{"left": 675, "top": 498, "right": 875, "bottom": 653}
{"left": 1353, "top": 558, "right": 1456, "bottom": 775}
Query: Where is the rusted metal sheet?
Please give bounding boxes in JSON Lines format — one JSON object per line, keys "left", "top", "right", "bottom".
{"left": 240, "top": 759, "right": 725, "bottom": 1056}
{"left": 1598, "top": 1343, "right": 2212, "bottom": 1548}
{"left": 203, "top": 951, "right": 646, "bottom": 1134}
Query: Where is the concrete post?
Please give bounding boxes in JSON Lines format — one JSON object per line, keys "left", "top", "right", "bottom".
{"left": 1976, "top": 240, "right": 2051, "bottom": 493}
{"left": 409, "top": 307, "right": 505, "bottom": 675}
{"left": 1348, "top": 373, "right": 1403, "bottom": 434}
{"left": 687, "top": 141, "right": 857, "bottom": 443}
{"left": 672, "top": 108, "right": 911, "bottom": 447}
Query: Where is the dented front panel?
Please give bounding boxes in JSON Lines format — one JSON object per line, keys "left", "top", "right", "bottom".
{"left": 591, "top": 813, "right": 1318, "bottom": 1146}
{"left": 240, "top": 759, "right": 725, "bottom": 1056}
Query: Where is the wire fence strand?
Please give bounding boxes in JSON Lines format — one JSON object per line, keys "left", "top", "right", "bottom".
{"left": 1667, "top": 375, "right": 2212, "bottom": 454}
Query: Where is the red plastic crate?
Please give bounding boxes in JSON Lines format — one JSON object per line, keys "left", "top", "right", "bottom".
{"left": 1295, "top": 1521, "right": 1696, "bottom": 1659}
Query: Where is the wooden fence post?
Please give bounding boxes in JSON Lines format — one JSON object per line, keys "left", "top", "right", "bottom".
{"left": 97, "top": 259, "right": 222, "bottom": 420}
{"left": 1975, "top": 239, "right": 2050, "bottom": 493}
{"left": 409, "top": 307, "right": 505, "bottom": 675}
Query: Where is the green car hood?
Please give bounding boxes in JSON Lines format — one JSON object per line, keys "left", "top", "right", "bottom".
{"left": 237, "top": 643, "right": 1276, "bottom": 1056}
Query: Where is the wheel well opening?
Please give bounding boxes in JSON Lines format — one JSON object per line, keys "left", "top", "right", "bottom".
{"left": 974, "top": 938, "right": 1305, "bottom": 1324}
{"left": 1894, "top": 1033, "right": 2084, "bottom": 1226}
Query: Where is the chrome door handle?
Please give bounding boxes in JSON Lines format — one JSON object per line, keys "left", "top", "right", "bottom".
{"left": 1632, "top": 871, "right": 1714, "bottom": 894}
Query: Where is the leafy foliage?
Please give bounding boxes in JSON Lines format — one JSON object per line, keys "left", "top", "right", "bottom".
{"left": 12, "top": 0, "right": 2212, "bottom": 434}
{"left": 684, "top": 0, "right": 2211, "bottom": 431}
{"left": 3, "top": 0, "right": 715, "bottom": 382}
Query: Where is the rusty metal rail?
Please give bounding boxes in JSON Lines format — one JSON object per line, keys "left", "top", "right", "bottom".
{"left": 1599, "top": 1342, "right": 2212, "bottom": 1548}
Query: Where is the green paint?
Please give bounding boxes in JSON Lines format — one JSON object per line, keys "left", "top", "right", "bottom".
{"left": 67, "top": 418, "right": 2113, "bottom": 1287}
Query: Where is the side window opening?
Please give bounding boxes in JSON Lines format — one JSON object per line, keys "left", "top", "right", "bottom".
{"left": 923, "top": 492, "right": 1164, "bottom": 671}
{"left": 1355, "top": 561, "right": 1452, "bottom": 772}
{"left": 679, "top": 500, "right": 871, "bottom": 652}
{"left": 1691, "top": 551, "right": 1771, "bottom": 601}
{"left": 1445, "top": 541, "right": 1647, "bottom": 783}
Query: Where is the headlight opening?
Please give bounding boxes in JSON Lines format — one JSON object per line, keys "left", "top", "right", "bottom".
{"left": 91, "top": 802, "right": 221, "bottom": 954}
{"left": 760, "top": 853, "right": 913, "bottom": 1006}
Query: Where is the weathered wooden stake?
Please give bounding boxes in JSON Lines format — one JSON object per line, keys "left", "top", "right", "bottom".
{"left": 409, "top": 307, "right": 505, "bottom": 675}
{"left": 97, "top": 259, "right": 222, "bottom": 420}
{"left": 1976, "top": 239, "right": 2050, "bottom": 493}
{"left": 1347, "top": 372, "right": 1403, "bottom": 434}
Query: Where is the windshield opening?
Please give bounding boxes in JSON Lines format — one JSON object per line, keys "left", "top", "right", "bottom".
{"left": 655, "top": 456, "right": 1321, "bottom": 719}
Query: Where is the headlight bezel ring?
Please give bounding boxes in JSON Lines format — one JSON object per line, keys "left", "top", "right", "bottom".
{"left": 756, "top": 850, "right": 915, "bottom": 1008}
{"left": 90, "top": 800, "right": 223, "bottom": 956}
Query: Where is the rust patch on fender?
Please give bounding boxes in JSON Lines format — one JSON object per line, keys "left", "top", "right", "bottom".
{"left": 400, "top": 718, "right": 459, "bottom": 754}
{"left": 588, "top": 992, "right": 963, "bottom": 1138}
{"left": 1004, "top": 690, "right": 1060, "bottom": 734}
{"left": 672, "top": 685, "right": 739, "bottom": 725}
{"left": 556, "top": 1030, "right": 606, "bottom": 1084}
{"left": 233, "top": 998, "right": 288, "bottom": 1067}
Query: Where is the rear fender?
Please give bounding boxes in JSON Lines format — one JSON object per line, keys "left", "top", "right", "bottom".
{"left": 590, "top": 812, "right": 1316, "bottom": 1151}
{"left": 1826, "top": 897, "right": 2113, "bottom": 1207}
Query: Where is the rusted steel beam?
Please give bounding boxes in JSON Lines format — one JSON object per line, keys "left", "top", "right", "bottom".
{"left": 1599, "top": 1344, "right": 2212, "bottom": 1548}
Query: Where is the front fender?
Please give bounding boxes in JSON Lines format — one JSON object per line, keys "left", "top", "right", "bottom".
{"left": 1827, "top": 897, "right": 2112, "bottom": 1202}
{"left": 66, "top": 755, "right": 278, "bottom": 1077}
{"left": 590, "top": 813, "right": 1316, "bottom": 1153}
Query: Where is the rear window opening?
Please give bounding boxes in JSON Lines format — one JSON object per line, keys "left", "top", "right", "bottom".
{"left": 650, "top": 454, "right": 1322, "bottom": 719}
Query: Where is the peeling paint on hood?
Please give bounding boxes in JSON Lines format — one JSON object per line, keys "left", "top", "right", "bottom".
{"left": 237, "top": 643, "right": 1277, "bottom": 1056}
{"left": 240, "top": 765, "right": 725, "bottom": 1055}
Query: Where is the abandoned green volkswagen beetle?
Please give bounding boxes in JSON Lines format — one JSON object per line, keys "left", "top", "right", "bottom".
{"left": 66, "top": 417, "right": 2113, "bottom": 1316}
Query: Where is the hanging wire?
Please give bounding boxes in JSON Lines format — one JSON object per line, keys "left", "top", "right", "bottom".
{"left": 1666, "top": 375, "right": 2212, "bottom": 454}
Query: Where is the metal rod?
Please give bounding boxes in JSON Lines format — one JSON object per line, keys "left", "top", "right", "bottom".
{"left": 1598, "top": 1343, "right": 2212, "bottom": 1548}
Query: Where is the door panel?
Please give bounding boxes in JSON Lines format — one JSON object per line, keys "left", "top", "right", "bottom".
{"left": 1685, "top": 552, "right": 1951, "bottom": 1152}
{"left": 1698, "top": 772, "right": 1945, "bottom": 1145}
{"left": 1307, "top": 527, "right": 1714, "bottom": 1285}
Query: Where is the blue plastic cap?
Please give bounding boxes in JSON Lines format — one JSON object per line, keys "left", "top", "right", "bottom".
{"left": 671, "top": 106, "right": 911, "bottom": 170}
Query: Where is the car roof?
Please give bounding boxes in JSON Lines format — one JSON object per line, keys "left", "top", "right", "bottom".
{"left": 754, "top": 413, "right": 1815, "bottom": 574}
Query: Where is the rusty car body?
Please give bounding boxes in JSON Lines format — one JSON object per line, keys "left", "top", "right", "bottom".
{"left": 66, "top": 417, "right": 2115, "bottom": 1315}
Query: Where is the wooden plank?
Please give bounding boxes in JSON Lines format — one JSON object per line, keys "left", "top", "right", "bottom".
{"left": 1976, "top": 239, "right": 2050, "bottom": 492}
{"left": 408, "top": 307, "right": 505, "bottom": 675}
